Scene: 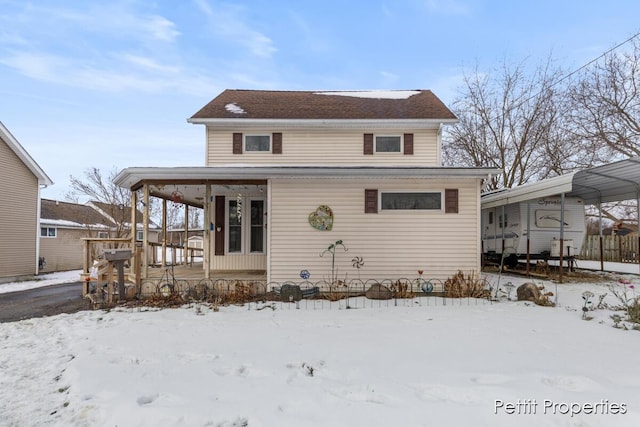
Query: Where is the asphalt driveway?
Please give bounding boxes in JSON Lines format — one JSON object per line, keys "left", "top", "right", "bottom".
{"left": 0, "top": 282, "right": 89, "bottom": 323}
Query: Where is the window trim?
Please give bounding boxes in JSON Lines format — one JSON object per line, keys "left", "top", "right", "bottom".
{"left": 136, "top": 230, "right": 144, "bottom": 241}
{"left": 244, "top": 134, "right": 271, "bottom": 152}
{"left": 374, "top": 135, "right": 403, "bottom": 154}
{"left": 379, "top": 190, "right": 444, "bottom": 211}
{"left": 98, "top": 231, "right": 110, "bottom": 239}
{"left": 40, "top": 226, "right": 57, "bottom": 238}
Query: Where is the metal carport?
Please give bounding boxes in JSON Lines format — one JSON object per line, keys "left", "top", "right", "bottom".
{"left": 482, "top": 156, "right": 640, "bottom": 281}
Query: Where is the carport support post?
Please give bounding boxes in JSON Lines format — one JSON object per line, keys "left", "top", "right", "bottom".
{"left": 526, "top": 202, "right": 531, "bottom": 277}
{"left": 637, "top": 193, "right": 640, "bottom": 274}
{"left": 559, "top": 193, "right": 565, "bottom": 283}
{"left": 598, "top": 198, "right": 604, "bottom": 271}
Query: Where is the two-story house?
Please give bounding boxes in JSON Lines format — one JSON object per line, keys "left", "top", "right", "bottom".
{"left": 114, "top": 90, "right": 499, "bottom": 284}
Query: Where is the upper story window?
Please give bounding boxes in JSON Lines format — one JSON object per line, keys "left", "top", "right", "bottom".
{"left": 245, "top": 135, "right": 271, "bottom": 152}
{"left": 40, "top": 227, "right": 57, "bottom": 238}
{"left": 364, "top": 133, "right": 413, "bottom": 155}
{"left": 98, "top": 231, "right": 109, "bottom": 239}
{"left": 375, "top": 136, "right": 402, "bottom": 153}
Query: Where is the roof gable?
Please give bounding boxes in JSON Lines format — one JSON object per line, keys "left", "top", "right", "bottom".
{"left": 0, "top": 121, "right": 53, "bottom": 186}
{"left": 190, "top": 89, "right": 457, "bottom": 121}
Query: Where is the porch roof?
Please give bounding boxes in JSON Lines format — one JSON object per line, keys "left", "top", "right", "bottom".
{"left": 114, "top": 165, "right": 501, "bottom": 207}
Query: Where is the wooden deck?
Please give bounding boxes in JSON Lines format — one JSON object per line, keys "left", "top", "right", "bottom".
{"left": 144, "top": 263, "right": 267, "bottom": 282}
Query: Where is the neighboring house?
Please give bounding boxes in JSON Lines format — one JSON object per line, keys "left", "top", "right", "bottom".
{"left": 40, "top": 199, "right": 160, "bottom": 272}
{"left": 0, "top": 122, "right": 53, "bottom": 284}
{"left": 114, "top": 90, "right": 499, "bottom": 283}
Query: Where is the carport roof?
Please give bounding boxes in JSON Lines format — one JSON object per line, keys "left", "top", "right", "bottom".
{"left": 482, "top": 157, "right": 640, "bottom": 208}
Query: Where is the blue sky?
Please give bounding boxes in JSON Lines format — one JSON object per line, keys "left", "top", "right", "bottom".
{"left": 1, "top": 0, "right": 639, "bottom": 201}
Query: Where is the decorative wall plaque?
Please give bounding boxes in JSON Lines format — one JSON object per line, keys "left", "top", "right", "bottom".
{"left": 308, "top": 205, "right": 333, "bottom": 231}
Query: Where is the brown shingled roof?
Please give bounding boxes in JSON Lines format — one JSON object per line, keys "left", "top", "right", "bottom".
{"left": 41, "top": 199, "right": 116, "bottom": 228}
{"left": 190, "top": 89, "right": 457, "bottom": 120}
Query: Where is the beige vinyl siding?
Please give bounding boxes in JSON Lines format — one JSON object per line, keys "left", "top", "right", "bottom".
{"left": 39, "top": 228, "right": 86, "bottom": 272}
{"left": 211, "top": 254, "right": 266, "bottom": 271}
{"left": 206, "top": 128, "right": 439, "bottom": 166}
{"left": 0, "top": 138, "right": 39, "bottom": 281}
{"left": 268, "top": 178, "right": 481, "bottom": 283}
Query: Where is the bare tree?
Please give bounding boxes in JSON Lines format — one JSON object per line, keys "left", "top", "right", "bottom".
{"left": 67, "top": 167, "right": 133, "bottom": 238}
{"left": 566, "top": 37, "right": 640, "bottom": 160}
{"left": 444, "top": 58, "right": 575, "bottom": 190}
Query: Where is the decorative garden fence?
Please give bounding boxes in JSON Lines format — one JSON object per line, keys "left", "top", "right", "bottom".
{"left": 131, "top": 276, "right": 494, "bottom": 310}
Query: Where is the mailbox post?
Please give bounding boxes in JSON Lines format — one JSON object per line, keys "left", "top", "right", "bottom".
{"left": 103, "top": 249, "right": 132, "bottom": 302}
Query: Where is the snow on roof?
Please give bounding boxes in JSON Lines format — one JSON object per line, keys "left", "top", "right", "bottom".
{"left": 314, "top": 90, "right": 421, "bottom": 99}
{"left": 40, "top": 218, "right": 111, "bottom": 229}
{"left": 225, "top": 103, "right": 246, "bottom": 114}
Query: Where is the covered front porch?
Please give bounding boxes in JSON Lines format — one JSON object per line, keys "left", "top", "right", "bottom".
{"left": 113, "top": 166, "right": 272, "bottom": 285}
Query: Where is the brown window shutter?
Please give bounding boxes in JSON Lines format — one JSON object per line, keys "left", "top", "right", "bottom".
{"left": 363, "top": 133, "right": 373, "bottom": 155}
{"left": 232, "top": 133, "right": 243, "bottom": 154}
{"left": 364, "top": 189, "right": 378, "bottom": 213}
{"left": 215, "top": 196, "right": 225, "bottom": 255}
{"left": 445, "top": 189, "right": 459, "bottom": 213}
{"left": 403, "top": 133, "right": 414, "bottom": 155}
{"left": 272, "top": 132, "right": 282, "bottom": 154}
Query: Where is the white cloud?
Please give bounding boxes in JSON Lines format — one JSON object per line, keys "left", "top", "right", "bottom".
{"left": 0, "top": 51, "right": 217, "bottom": 96}
{"left": 194, "top": 0, "right": 277, "bottom": 58}
{"left": 141, "top": 15, "right": 181, "bottom": 42}
{"left": 423, "top": 0, "right": 471, "bottom": 15}
{"left": 119, "top": 54, "right": 181, "bottom": 74}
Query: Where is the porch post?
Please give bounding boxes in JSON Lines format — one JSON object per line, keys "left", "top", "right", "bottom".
{"left": 143, "top": 184, "right": 150, "bottom": 279}
{"left": 130, "top": 190, "right": 138, "bottom": 290}
{"left": 204, "top": 185, "right": 211, "bottom": 279}
{"left": 162, "top": 199, "right": 167, "bottom": 267}
{"left": 184, "top": 203, "right": 189, "bottom": 266}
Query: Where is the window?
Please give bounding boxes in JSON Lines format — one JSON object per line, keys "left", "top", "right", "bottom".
{"left": 98, "top": 231, "right": 109, "bottom": 239}
{"left": 226, "top": 198, "right": 265, "bottom": 254}
{"left": 499, "top": 214, "right": 508, "bottom": 228}
{"left": 381, "top": 192, "right": 442, "bottom": 210}
{"left": 375, "top": 136, "right": 401, "bottom": 153}
{"left": 228, "top": 200, "right": 242, "bottom": 253}
{"left": 136, "top": 230, "right": 144, "bottom": 241}
{"left": 40, "top": 227, "right": 57, "bottom": 238}
{"left": 488, "top": 211, "right": 494, "bottom": 225}
{"left": 245, "top": 135, "right": 270, "bottom": 152}
{"left": 250, "top": 200, "right": 264, "bottom": 253}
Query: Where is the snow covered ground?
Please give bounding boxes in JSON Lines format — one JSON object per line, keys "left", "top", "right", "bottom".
{"left": 2, "top": 271, "right": 640, "bottom": 426}
{"left": 0, "top": 270, "right": 81, "bottom": 294}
